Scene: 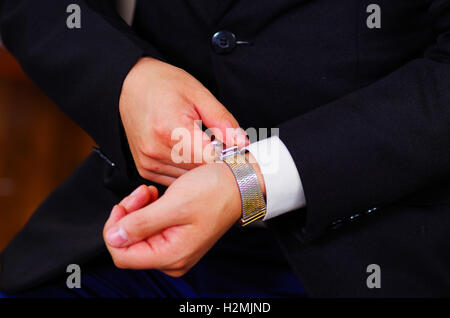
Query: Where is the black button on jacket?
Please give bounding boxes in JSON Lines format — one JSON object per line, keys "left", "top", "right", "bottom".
{"left": 0, "top": 0, "right": 450, "bottom": 297}
{"left": 211, "top": 31, "right": 237, "bottom": 54}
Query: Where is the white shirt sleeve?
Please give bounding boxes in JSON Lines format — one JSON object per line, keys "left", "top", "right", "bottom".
{"left": 244, "top": 136, "right": 306, "bottom": 220}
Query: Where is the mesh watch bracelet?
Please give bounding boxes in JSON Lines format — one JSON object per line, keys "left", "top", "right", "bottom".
{"left": 220, "top": 146, "right": 267, "bottom": 226}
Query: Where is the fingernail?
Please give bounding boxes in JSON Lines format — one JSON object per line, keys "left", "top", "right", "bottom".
{"left": 106, "top": 226, "right": 128, "bottom": 247}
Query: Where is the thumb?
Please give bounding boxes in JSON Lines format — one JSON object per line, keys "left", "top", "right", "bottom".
{"left": 104, "top": 197, "right": 177, "bottom": 248}
{"left": 192, "top": 90, "right": 247, "bottom": 147}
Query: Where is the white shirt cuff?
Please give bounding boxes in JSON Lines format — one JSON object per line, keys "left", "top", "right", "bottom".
{"left": 244, "top": 136, "right": 306, "bottom": 220}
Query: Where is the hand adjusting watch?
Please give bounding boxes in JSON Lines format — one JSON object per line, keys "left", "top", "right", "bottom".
{"left": 212, "top": 141, "right": 267, "bottom": 226}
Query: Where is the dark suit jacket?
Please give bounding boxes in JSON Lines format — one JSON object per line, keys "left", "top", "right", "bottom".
{"left": 0, "top": 0, "right": 449, "bottom": 297}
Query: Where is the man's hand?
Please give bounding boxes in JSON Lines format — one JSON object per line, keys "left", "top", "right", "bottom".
{"left": 120, "top": 57, "right": 246, "bottom": 186}
{"left": 103, "top": 156, "right": 265, "bottom": 277}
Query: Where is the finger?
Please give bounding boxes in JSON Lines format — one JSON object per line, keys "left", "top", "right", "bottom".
{"left": 161, "top": 269, "right": 188, "bottom": 278}
{"left": 190, "top": 125, "right": 216, "bottom": 165}
{"left": 108, "top": 240, "right": 163, "bottom": 270}
{"left": 161, "top": 158, "right": 198, "bottom": 171}
{"left": 191, "top": 89, "right": 246, "bottom": 146}
{"left": 139, "top": 154, "right": 190, "bottom": 178}
{"left": 120, "top": 185, "right": 159, "bottom": 213}
{"left": 105, "top": 197, "right": 182, "bottom": 247}
{"left": 232, "top": 127, "right": 250, "bottom": 148}
{"left": 139, "top": 169, "right": 177, "bottom": 186}
{"left": 168, "top": 124, "right": 212, "bottom": 168}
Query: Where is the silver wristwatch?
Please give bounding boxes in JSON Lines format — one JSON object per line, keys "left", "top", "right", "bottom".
{"left": 216, "top": 144, "right": 267, "bottom": 226}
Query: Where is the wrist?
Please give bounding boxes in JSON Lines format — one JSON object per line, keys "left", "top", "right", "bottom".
{"left": 121, "top": 57, "right": 154, "bottom": 98}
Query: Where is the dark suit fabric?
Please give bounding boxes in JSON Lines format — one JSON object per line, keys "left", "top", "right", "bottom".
{"left": 0, "top": 0, "right": 449, "bottom": 297}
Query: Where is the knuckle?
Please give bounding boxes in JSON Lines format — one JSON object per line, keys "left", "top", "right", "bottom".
{"left": 170, "top": 257, "right": 189, "bottom": 271}
{"left": 112, "top": 257, "right": 127, "bottom": 269}
{"left": 136, "top": 167, "right": 149, "bottom": 179}
{"left": 152, "top": 121, "right": 171, "bottom": 140}
{"left": 141, "top": 144, "right": 161, "bottom": 160}
{"left": 132, "top": 215, "right": 151, "bottom": 236}
{"left": 165, "top": 270, "right": 186, "bottom": 278}
{"left": 143, "top": 162, "right": 162, "bottom": 173}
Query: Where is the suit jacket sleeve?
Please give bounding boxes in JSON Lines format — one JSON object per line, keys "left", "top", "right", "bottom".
{"left": 277, "top": 0, "right": 450, "bottom": 241}
{"left": 0, "top": 0, "right": 163, "bottom": 173}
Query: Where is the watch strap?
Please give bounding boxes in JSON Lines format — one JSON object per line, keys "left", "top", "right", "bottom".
{"left": 221, "top": 147, "right": 266, "bottom": 226}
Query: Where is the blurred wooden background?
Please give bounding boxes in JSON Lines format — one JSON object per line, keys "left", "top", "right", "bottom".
{"left": 0, "top": 47, "right": 93, "bottom": 252}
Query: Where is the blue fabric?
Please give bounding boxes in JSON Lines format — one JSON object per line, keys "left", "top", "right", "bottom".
{"left": 1, "top": 227, "right": 306, "bottom": 298}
